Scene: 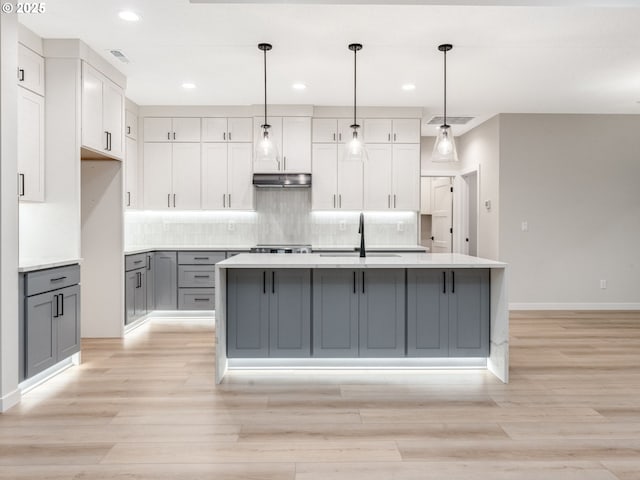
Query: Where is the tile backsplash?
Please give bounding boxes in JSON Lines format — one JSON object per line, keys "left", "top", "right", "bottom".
{"left": 125, "top": 189, "right": 418, "bottom": 248}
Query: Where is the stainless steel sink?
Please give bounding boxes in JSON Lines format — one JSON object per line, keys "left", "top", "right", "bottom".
{"left": 319, "top": 253, "right": 400, "bottom": 258}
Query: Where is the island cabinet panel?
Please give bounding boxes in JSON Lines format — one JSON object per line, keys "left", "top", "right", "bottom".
{"left": 269, "top": 270, "right": 311, "bottom": 357}
{"left": 407, "top": 268, "right": 490, "bottom": 358}
{"left": 407, "top": 269, "right": 449, "bottom": 357}
{"left": 227, "top": 269, "right": 270, "bottom": 357}
{"left": 358, "top": 269, "right": 406, "bottom": 357}
{"left": 312, "top": 270, "right": 359, "bottom": 357}
{"left": 154, "top": 252, "right": 177, "bottom": 310}
{"left": 449, "top": 269, "right": 490, "bottom": 357}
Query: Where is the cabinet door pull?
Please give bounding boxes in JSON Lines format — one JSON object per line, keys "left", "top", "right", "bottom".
{"left": 362, "top": 271, "right": 365, "bottom": 294}
{"left": 339, "top": 194, "right": 342, "bottom": 208}
{"left": 105, "top": 131, "right": 109, "bottom": 150}
{"left": 452, "top": 271, "right": 455, "bottom": 294}
{"left": 127, "top": 126, "right": 131, "bottom": 135}
{"left": 147, "top": 256, "right": 151, "bottom": 270}
{"left": 53, "top": 295, "right": 59, "bottom": 318}
{"left": 167, "top": 194, "right": 171, "bottom": 207}
{"left": 283, "top": 156, "right": 287, "bottom": 171}
{"left": 333, "top": 194, "right": 336, "bottom": 208}
{"left": 272, "top": 271, "right": 275, "bottom": 294}
{"left": 228, "top": 194, "right": 231, "bottom": 208}
{"left": 59, "top": 293, "right": 64, "bottom": 316}
{"left": 18, "top": 68, "right": 25, "bottom": 82}
{"left": 394, "top": 194, "right": 397, "bottom": 208}
{"left": 263, "top": 271, "right": 266, "bottom": 294}
{"left": 228, "top": 132, "right": 232, "bottom": 141}
{"left": 167, "top": 132, "right": 171, "bottom": 140}
{"left": 394, "top": 133, "right": 397, "bottom": 142}
{"left": 173, "top": 132, "right": 176, "bottom": 140}
{"left": 388, "top": 133, "right": 391, "bottom": 142}
{"left": 353, "top": 271, "right": 356, "bottom": 294}
{"left": 339, "top": 132, "right": 342, "bottom": 141}
{"left": 333, "top": 133, "right": 336, "bottom": 141}
{"left": 18, "top": 173, "right": 25, "bottom": 197}
{"left": 442, "top": 271, "right": 446, "bottom": 294}
{"left": 126, "top": 191, "right": 131, "bottom": 207}
{"left": 223, "top": 194, "right": 226, "bottom": 208}
{"left": 173, "top": 194, "right": 176, "bottom": 208}
{"left": 388, "top": 194, "right": 391, "bottom": 208}
{"left": 109, "top": 132, "right": 112, "bottom": 151}
{"left": 50, "top": 276, "right": 67, "bottom": 282}
{"left": 223, "top": 132, "right": 226, "bottom": 141}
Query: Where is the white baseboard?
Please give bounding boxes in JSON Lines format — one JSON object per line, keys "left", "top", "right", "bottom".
{"left": 509, "top": 303, "right": 640, "bottom": 311}
{"left": 0, "top": 388, "right": 21, "bottom": 413}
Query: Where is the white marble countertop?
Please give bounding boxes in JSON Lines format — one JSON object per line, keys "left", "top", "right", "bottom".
{"left": 217, "top": 253, "right": 506, "bottom": 269}
{"left": 124, "top": 245, "right": 254, "bottom": 255}
{"left": 19, "top": 258, "right": 82, "bottom": 273}
{"left": 312, "top": 245, "right": 428, "bottom": 252}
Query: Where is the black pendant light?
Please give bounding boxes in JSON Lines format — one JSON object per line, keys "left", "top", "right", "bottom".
{"left": 432, "top": 43, "right": 459, "bottom": 163}
{"left": 343, "top": 43, "right": 367, "bottom": 163}
{"left": 256, "top": 43, "right": 278, "bottom": 166}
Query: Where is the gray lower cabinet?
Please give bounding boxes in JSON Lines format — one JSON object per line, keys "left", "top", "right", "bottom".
{"left": 227, "top": 269, "right": 311, "bottom": 358}
{"left": 146, "top": 252, "right": 155, "bottom": 311}
{"left": 177, "top": 251, "right": 224, "bottom": 311}
{"left": 407, "top": 268, "right": 489, "bottom": 358}
{"left": 178, "top": 288, "right": 215, "bottom": 310}
{"left": 312, "top": 269, "right": 359, "bottom": 357}
{"left": 22, "top": 265, "right": 81, "bottom": 380}
{"left": 154, "top": 251, "right": 177, "bottom": 309}
{"left": 125, "top": 267, "right": 146, "bottom": 325}
{"left": 312, "top": 269, "right": 405, "bottom": 357}
{"left": 358, "top": 269, "right": 406, "bottom": 357}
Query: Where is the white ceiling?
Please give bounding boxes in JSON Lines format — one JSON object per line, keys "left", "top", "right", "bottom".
{"left": 19, "top": 0, "right": 640, "bottom": 134}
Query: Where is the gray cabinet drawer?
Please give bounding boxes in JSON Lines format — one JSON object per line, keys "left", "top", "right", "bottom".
{"left": 178, "top": 251, "right": 225, "bottom": 265}
{"left": 178, "top": 288, "right": 215, "bottom": 310}
{"left": 25, "top": 265, "right": 80, "bottom": 296}
{"left": 178, "top": 265, "right": 215, "bottom": 288}
{"left": 125, "top": 253, "right": 147, "bottom": 271}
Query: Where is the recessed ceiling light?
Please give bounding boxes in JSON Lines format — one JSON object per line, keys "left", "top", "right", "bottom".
{"left": 292, "top": 83, "right": 307, "bottom": 90}
{"left": 182, "top": 82, "right": 196, "bottom": 89}
{"left": 118, "top": 11, "right": 140, "bottom": 22}
{"left": 402, "top": 84, "right": 416, "bottom": 91}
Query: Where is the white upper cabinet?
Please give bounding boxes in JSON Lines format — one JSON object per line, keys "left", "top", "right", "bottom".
{"left": 81, "top": 62, "right": 124, "bottom": 160}
{"left": 313, "top": 118, "right": 362, "bottom": 144}
{"left": 17, "top": 87, "right": 45, "bottom": 202}
{"left": 125, "top": 137, "right": 138, "bottom": 208}
{"left": 311, "top": 143, "right": 362, "bottom": 211}
{"left": 202, "top": 117, "right": 253, "bottom": 143}
{"left": 253, "top": 116, "right": 283, "bottom": 173}
{"left": 143, "top": 142, "right": 201, "bottom": 210}
{"left": 143, "top": 117, "right": 201, "bottom": 142}
{"left": 18, "top": 44, "right": 45, "bottom": 96}
{"left": 363, "top": 143, "right": 420, "bottom": 211}
{"left": 125, "top": 110, "right": 138, "bottom": 140}
{"left": 202, "top": 143, "right": 254, "bottom": 211}
{"left": 281, "top": 117, "right": 311, "bottom": 173}
{"left": 364, "top": 118, "right": 421, "bottom": 144}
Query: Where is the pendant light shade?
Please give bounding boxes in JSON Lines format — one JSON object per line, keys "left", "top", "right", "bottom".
{"left": 432, "top": 43, "right": 459, "bottom": 163}
{"left": 256, "top": 43, "right": 279, "bottom": 168}
{"left": 342, "top": 43, "right": 367, "bottom": 163}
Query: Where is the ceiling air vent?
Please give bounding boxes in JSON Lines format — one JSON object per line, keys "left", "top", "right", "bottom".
{"left": 110, "top": 50, "right": 130, "bottom": 64}
{"left": 427, "top": 116, "right": 474, "bottom": 125}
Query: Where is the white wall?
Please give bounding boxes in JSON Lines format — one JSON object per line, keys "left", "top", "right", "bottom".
{"left": 0, "top": 9, "right": 21, "bottom": 412}
{"left": 499, "top": 114, "right": 640, "bottom": 308}
{"left": 457, "top": 115, "right": 501, "bottom": 261}
{"left": 81, "top": 161, "right": 124, "bottom": 337}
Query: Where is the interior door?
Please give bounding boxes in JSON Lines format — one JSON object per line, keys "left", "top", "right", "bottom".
{"left": 431, "top": 177, "right": 453, "bottom": 253}
{"left": 363, "top": 143, "right": 393, "bottom": 210}
{"left": 201, "top": 143, "right": 228, "bottom": 209}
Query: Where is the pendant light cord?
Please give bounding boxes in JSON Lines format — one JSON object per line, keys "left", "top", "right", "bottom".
{"left": 443, "top": 47, "right": 447, "bottom": 126}
{"left": 353, "top": 47, "right": 357, "bottom": 126}
{"left": 263, "top": 47, "right": 267, "bottom": 127}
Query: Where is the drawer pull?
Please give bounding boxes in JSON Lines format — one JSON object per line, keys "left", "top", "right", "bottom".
{"left": 133, "top": 260, "right": 143, "bottom": 264}
{"left": 194, "top": 275, "right": 210, "bottom": 278}
{"left": 194, "top": 298, "right": 211, "bottom": 302}
{"left": 193, "top": 257, "right": 210, "bottom": 260}
{"left": 50, "top": 276, "right": 67, "bottom": 282}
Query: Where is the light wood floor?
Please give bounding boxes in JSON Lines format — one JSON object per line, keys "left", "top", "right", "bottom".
{"left": 1, "top": 311, "right": 640, "bottom": 479}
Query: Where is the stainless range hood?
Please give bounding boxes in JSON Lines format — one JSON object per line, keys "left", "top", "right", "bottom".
{"left": 252, "top": 173, "right": 312, "bottom": 188}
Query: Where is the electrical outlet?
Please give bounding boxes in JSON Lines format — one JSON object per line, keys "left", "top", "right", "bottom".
{"left": 339, "top": 220, "right": 346, "bottom": 231}
{"left": 397, "top": 221, "right": 404, "bottom": 232}
{"left": 521, "top": 221, "right": 528, "bottom": 232}
{"left": 227, "top": 221, "right": 235, "bottom": 232}
{"left": 484, "top": 200, "right": 492, "bottom": 211}
{"left": 600, "top": 279, "right": 607, "bottom": 289}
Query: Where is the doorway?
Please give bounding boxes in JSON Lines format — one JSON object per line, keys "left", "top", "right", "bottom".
{"left": 419, "top": 176, "right": 453, "bottom": 253}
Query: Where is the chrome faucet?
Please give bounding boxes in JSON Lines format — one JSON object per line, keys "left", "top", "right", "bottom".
{"left": 358, "top": 212, "right": 366, "bottom": 258}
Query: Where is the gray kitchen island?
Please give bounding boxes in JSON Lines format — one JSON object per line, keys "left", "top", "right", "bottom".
{"left": 215, "top": 253, "right": 508, "bottom": 383}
